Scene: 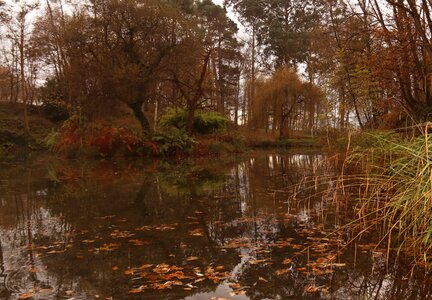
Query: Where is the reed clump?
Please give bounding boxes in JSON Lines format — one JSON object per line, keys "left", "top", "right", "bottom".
{"left": 342, "top": 125, "right": 432, "bottom": 265}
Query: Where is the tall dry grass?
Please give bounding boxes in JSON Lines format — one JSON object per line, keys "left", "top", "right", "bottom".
{"left": 338, "top": 125, "right": 432, "bottom": 265}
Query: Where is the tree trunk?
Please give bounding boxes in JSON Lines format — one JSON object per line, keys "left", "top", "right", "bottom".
{"left": 186, "top": 102, "right": 196, "bottom": 133}
{"left": 248, "top": 24, "right": 256, "bottom": 129}
{"left": 186, "top": 49, "right": 213, "bottom": 134}
{"left": 19, "top": 24, "right": 29, "bottom": 135}
{"left": 129, "top": 102, "right": 152, "bottom": 135}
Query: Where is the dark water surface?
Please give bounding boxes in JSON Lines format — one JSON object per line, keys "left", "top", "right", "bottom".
{"left": 0, "top": 151, "right": 431, "bottom": 299}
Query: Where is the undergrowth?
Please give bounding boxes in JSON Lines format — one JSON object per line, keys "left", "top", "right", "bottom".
{"left": 290, "top": 126, "right": 432, "bottom": 267}
{"left": 337, "top": 126, "right": 432, "bottom": 266}
{"left": 341, "top": 124, "right": 432, "bottom": 263}
{"left": 45, "top": 116, "right": 158, "bottom": 158}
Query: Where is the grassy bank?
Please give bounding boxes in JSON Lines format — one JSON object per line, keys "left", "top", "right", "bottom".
{"left": 0, "top": 102, "right": 321, "bottom": 160}
{"left": 0, "top": 102, "right": 59, "bottom": 159}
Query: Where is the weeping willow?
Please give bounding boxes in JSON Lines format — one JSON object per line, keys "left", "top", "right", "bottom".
{"left": 250, "top": 66, "right": 323, "bottom": 138}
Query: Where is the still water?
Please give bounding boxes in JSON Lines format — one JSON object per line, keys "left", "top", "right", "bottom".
{"left": 0, "top": 151, "right": 430, "bottom": 299}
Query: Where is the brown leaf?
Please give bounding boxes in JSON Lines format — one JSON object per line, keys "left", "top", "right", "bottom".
{"left": 124, "top": 269, "right": 135, "bottom": 275}
{"left": 128, "top": 239, "right": 150, "bottom": 246}
{"left": 276, "top": 269, "right": 290, "bottom": 276}
{"left": 99, "top": 243, "right": 120, "bottom": 251}
{"left": 249, "top": 259, "right": 269, "bottom": 265}
{"left": 19, "top": 291, "right": 35, "bottom": 299}
{"left": 305, "top": 285, "right": 319, "bottom": 293}
{"left": 331, "top": 263, "right": 346, "bottom": 267}
{"left": 47, "top": 250, "right": 66, "bottom": 254}
{"left": 189, "top": 229, "right": 204, "bottom": 237}
{"left": 186, "top": 256, "right": 199, "bottom": 261}
{"left": 139, "top": 264, "right": 153, "bottom": 270}
{"left": 82, "top": 240, "right": 95, "bottom": 244}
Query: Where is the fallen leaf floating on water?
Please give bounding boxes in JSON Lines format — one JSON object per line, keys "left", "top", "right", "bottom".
{"left": 128, "top": 288, "right": 144, "bottom": 294}
{"left": 122, "top": 263, "right": 229, "bottom": 291}
{"left": 331, "top": 263, "right": 346, "bottom": 267}
{"left": 276, "top": 269, "right": 291, "bottom": 276}
{"left": 153, "top": 264, "right": 173, "bottom": 274}
{"left": 305, "top": 285, "right": 327, "bottom": 293}
{"left": 305, "top": 285, "right": 319, "bottom": 293}
{"left": 139, "top": 264, "right": 153, "bottom": 270}
{"left": 164, "top": 271, "right": 190, "bottom": 280}
{"left": 128, "top": 239, "right": 150, "bottom": 246}
{"left": 82, "top": 239, "right": 95, "bottom": 244}
{"left": 39, "top": 289, "right": 54, "bottom": 294}
{"left": 249, "top": 258, "right": 271, "bottom": 265}
{"left": 18, "top": 287, "right": 55, "bottom": 299}
{"left": 35, "top": 246, "right": 48, "bottom": 250}
{"left": 316, "top": 257, "right": 328, "bottom": 264}
{"left": 186, "top": 256, "right": 199, "bottom": 261}
{"left": 110, "top": 230, "right": 134, "bottom": 239}
{"left": 94, "top": 215, "right": 116, "bottom": 220}
{"left": 124, "top": 269, "right": 135, "bottom": 275}
{"left": 98, "top": 243, "right": 120, "bottom": 252}
{"left": 18, "top": 291, "right": 35, "bottom": 299}
{"left": 47, "top": 249, "right": 66, "bottom": 254}
{"left": 228, "top": 282, "right": 242, "bottom": 289}
{"left": 135, "top": 224, "right": 178, "bottom": 231}
{"left": 189, "top": 229, "right": 204, "bottom": 236}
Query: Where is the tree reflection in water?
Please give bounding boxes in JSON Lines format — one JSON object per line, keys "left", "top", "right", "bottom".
{"left": 0, "top": 151, "right": 430, "bottom": 299}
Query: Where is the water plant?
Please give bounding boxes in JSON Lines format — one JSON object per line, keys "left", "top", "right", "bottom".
{"left": 337, "top": 126, "right": 432, "bottom": 265}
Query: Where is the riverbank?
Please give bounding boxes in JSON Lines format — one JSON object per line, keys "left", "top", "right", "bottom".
{"left": 0, "top": 102, "right": 321, "bottom": 161}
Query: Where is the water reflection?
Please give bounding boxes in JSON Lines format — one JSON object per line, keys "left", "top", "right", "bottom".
{"left": 0, "top": 152, "right": 430, "bottom": 299}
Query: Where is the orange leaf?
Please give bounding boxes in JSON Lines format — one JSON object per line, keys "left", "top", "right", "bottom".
{"left": 19, "top": 291, "right": 35, "bottom": 299}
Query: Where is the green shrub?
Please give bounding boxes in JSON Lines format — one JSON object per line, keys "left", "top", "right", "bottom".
{"left": 152, "top": 128, "right": 196, "bottom": 156}
{"left": 159, "top": 108, "right": 229, "bottom": 134}
{"left": 41, "top": 100, "right": 69, "bottom": 122}
{"left": 44, "top": 129, "right": 60, "bottom": 151}
{"left": 0, "top": 129, "right": 31, "bottom": 148}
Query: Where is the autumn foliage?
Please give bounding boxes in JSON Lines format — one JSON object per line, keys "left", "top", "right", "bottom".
{"left": 52, "top": 117, "right": 158, "bottom": 157}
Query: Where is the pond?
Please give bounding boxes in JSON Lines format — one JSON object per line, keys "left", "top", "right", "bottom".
{"left": 0, "top": 150, "right": 430, "bottom": 299}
